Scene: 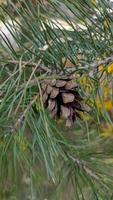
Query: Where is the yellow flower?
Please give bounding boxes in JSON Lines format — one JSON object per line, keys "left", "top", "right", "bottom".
{"left": 107, "top": 63, "right": 113, "bottom": 74}
{"left": 105, "top": 99, "right": 113, "bottom": 111}
{"left": 98, "top": 64, "right": 104, "bottom": 72}
{"left": 80, "top": 76, "right": 87, "bottom": 86}
{"left": 96, "top": 97, "right": 113, "bottom": 112}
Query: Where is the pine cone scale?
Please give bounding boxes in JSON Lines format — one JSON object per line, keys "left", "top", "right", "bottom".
{"left": 41, "top": 77, "right": 85, "bottom": 127}
{"left": 42, "top": 92, "right": 48, "bottom": 103}
{"left": 62, "top": 93, "right": 75, "bottom": 103}
{"left": 65, "top": 80, "right": 77, "bottom": 89}
{"left": 61, "top": 105, "right": 70, "bottom": 118}
{"left": 47, "top": 85, "right": 53, "bottom": 94}
{"left": 50, "top": 88, "right": 59, "bottom": 98}
{"left": 56, "top": 80, "right": 67, "bottom": 87}
{"left": 48, "top": 99, "right": 56, "bottom": 111}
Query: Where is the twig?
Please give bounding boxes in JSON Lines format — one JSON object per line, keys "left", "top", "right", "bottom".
{"left": 2, "top": 55, "right": 113, "bottom": 75}
{"left": 66, "top": 55, "right": 113, "bottom": 73}
{"left": 90, "top": 55, "right": 113, "bottom": 68}
{"left": 2, "top": 60, "right": 51, "bottom": 73}
{"left": 69, "top": 155, "right": 99, "bottom": 180}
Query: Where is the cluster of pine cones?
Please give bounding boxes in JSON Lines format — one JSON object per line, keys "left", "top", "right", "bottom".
{"left": 41, "top": 77, "right": 84, "bottom": 127}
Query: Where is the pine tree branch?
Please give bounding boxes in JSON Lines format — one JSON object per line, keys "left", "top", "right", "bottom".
{"left": 66, "top": 55, "right": 113, "bottom": 74}
{"left": 69, "top": 155, "right": 99, "bottom": 180}
{"left": 3, "top": 55, "right": 113, "bottom": 74}
{"left": 91, "top": 55, "right": 113, "bottom": 68}
{"left": 2, "top": 60, "right": 51, "bottom": 73}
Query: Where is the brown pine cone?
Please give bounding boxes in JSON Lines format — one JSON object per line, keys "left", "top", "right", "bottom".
{"left": 41, "top": 77, "right": 84, "bottom": 127}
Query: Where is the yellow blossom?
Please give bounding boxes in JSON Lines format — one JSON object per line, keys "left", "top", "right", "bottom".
{"left": 80, "top": 76, "right": 87, "bottom": 86}
{"left": 98, "top": 64, "right": 104, "bottom": 72}
{"left": 105, "top": 99, "right": 113, "bottom": 111}
{"left": 96, "top": 97, "right": 113, "bottom": 112}
{"left": 107, "top": 63, "right": 113, "bottom": 74}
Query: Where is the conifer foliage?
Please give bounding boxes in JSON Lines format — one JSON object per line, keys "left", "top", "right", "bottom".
{"left": 1, "top": 0, "right": 113, "bottom": 199}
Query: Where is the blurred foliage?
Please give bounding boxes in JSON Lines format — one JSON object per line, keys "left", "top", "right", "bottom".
{"left": 1, "top": 0, "right": 113, "bottom": 199}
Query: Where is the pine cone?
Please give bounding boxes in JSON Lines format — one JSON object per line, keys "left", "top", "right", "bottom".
{"left": 41, "top": 77, "right": 84, "bottom": 127}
